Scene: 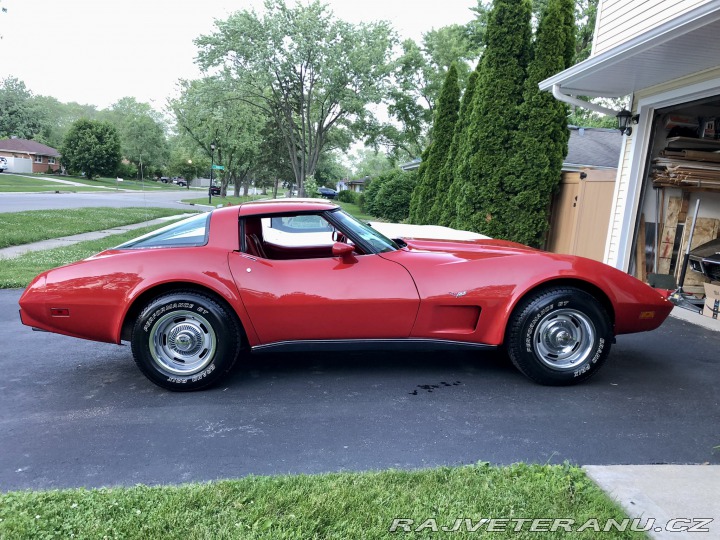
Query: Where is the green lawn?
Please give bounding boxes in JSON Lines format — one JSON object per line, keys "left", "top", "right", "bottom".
{"left": 0, "top": 207, "right": 188, "bottom": 249}
{"left": 0, "top": 464, "right": 644, "bottom": 540}
{"left": 0, "top": 174, "right": 106, "bottom": 193}
{"left": 181, "top": 193, "right": 269, "bottom": 206}
{"left": 336, "top": 200, "right": 377, "bottom": 222}
{"left": 1, "top": 173, "right": 199, "bottom": 192}
{"left": 0, "top": 222, "right": 173, "bottom": 288}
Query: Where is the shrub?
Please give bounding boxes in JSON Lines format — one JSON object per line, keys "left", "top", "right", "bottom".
{"left": 373, "top": 170, "right": 417, "bottom": 222}
{"left": 304, "top": 176, "right": 319, "bottom": 198}
{"left": 361, "top": 177, "right": 385, "bottom": 216}
{"left": 116, "top": 161, "right": 138, "bottom": 180}
{"left": 337, "top": 189, "right": 357, "bottom": 204}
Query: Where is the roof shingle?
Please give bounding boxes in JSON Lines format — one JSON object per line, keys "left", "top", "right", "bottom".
{"left": 0, "top": 138, "right": 60, "bottom": 157}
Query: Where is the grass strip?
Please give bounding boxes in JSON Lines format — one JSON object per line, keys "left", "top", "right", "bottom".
{"left": 336, "top": 200, "right": 377, "bottom": 222}
{"left": 0, "top": 174, "right": 194, "bottom": 192}
{"left": 0, "top": 207, "right": 185, "bottom": 249}
{"left": 0, "top": 463, "right": 644, "bottom": 539}
{"left": 181, "top": 194, "right": 267, "bottom": 206}
{"left": 0, "top": 223, "right": 170, "bottom": 288}
{"left": 0, "top": 174, "right": 108, "bottom": 193}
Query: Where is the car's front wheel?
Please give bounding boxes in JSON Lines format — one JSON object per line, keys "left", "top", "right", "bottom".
{"left": 131, "top": 291, "right": 242, "bottom": 391}
{"left": 506, "top": 287, "right": 612, "bottom": 385}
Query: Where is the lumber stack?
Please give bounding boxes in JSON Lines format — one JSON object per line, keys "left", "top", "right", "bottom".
{"left": 652, "top": 137, "right": 720, "bottom": 190}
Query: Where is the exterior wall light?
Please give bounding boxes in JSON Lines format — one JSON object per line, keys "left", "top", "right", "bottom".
{"left": 616, "top": 109, "right": 639, "bottom": 136}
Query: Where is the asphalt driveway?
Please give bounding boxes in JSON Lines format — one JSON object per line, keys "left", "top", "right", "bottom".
{"left": 1, "top": 288, "right": 718, "bottom": 491}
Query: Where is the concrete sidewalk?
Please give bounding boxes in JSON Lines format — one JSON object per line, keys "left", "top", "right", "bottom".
{"left": 585, "top": 465, "right": 720, "bottom": 539}
{"left": 0, "top": 213, "right": 196, "bottom": 259}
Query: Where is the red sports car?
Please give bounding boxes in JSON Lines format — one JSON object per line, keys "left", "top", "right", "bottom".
{"left": 19, "top": 199, "right": 673, "bottom": 391}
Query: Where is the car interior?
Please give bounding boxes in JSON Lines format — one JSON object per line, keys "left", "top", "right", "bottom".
{"left": 241, "top": 215, "right": 358, "bottom": 260}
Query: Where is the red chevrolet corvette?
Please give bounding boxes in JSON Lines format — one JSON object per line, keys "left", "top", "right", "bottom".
{"left": 19, "top": 199, "right": 673, "bottom": 391}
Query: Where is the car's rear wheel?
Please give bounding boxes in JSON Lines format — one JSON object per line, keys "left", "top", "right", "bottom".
{"left": 131, "top": 291, "right": 242, "bottom": 391}
{"left": 506, "top": 287, "right": 612, "bottom": 385}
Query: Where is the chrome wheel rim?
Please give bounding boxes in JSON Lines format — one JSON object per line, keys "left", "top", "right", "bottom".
{"left": 533, "top": 308, "right": 596, "bottom": 370}
{"left": 148, "top": 310, "right": 216, "bottom": 376}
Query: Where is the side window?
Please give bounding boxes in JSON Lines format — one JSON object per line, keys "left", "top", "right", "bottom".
{"left": 262, "top": 214, "right": 335, "bottom": 248}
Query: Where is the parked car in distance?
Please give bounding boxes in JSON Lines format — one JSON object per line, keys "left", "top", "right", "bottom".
{"left": 159, "top": 177, "right": 170, "bottom": 183}
{"left": 0, "top": 157, "right": 8, "bottom": 172}
{"left": 210, "top": 185, "right": 221, "bottom": 195}
{"left": 174, "top": 178, "right": 188, "bottom": 187}
{"left": 18, "top": 199, "right": 674, "bottom": 392}
{"left": 318, "top": 186, "right": 338, "bottom": 199}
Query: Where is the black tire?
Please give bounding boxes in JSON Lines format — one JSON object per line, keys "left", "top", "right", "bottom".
{"left": 506, "top": 287, "right": 612, "bottom": 385}
{"left": 131, "top": 291, "right": 242, "bottom": 391}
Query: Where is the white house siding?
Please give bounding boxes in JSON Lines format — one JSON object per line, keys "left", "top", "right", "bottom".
{"left": 604, "top": 137, "right": 633, "bottom": 266}
{"left": 593, "top": 0, "right": 710, "bottom": 56}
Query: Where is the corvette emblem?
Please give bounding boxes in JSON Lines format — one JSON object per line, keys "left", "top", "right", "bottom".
{"left": 449, "top": 291, "right": 467, "bottom": 298}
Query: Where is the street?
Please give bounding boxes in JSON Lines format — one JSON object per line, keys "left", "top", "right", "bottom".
{"left": 0, "top": 189, "right": 208, "bottom": 213}
{"left": 1, "top": 288, "right": 718, "bottom": 491}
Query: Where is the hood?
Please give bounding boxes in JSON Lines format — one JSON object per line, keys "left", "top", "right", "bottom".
{"left": 402, "top": 237, "right": 539, "bottom": 259}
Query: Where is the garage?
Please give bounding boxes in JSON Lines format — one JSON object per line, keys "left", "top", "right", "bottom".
{"left": 632, "top": 97, "right": 720, "bottom": 303}
{"left": 540, "top": 1, "right": 720, "bottom": 326}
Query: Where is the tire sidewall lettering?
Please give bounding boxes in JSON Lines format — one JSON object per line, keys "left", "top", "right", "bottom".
{"left": 525, "top": 303, "right": 554, "bottom": 353}
{"left": 166, "top": 363, "right": 216, "bottom": 384}
{"left": 132, "top": 292, "right": 241, "bottom": 391}
{"left": 508, "top": 288, "right": 612, "bottom": 385}
{"left": 142, "top": 302, "right": 195, "bottom": 333}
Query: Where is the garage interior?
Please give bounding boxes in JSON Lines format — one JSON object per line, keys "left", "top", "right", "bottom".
{"left": 632, "top": 95, "right": 720, "bottom": 320}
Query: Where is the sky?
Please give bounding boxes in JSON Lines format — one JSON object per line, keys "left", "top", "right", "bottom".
{"left": 1, "top": 0, "right": 479, "bottom": 111}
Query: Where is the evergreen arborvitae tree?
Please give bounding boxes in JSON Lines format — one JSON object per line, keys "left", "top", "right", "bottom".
{"left": 407, "top": 144, "right": 430, "bottom": 221}
{"left": 504, "top": 0, "right": 575, "bottom": 247}
{"left": 408, "top": 63, "right": 460, "bottom": 224}
{"left": 453, "top": 0, "right": 532, "bottom": 238}
{"left": 437, "top": 66, "right": 480, "bottom": 227}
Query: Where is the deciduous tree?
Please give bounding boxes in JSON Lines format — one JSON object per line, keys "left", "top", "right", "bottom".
{"left": 369, "top": 23, "right": 482, "bottom": 161}
{"left": 195, "top": 0, "right": 393, "bottom": 194}
{"left": 61, "top": 119, "right": 121, "bottom": 179}
{"left": 171, "top": 78, "right": 266, "bottom": 197}
{"left": 0, "top": 77, "right": 47, "bottom": 139}
{"left": 105, "top": 97, "right": 169, "bottom": 177}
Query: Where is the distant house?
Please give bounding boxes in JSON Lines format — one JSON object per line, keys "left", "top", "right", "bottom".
{"left": 399, "top": 158, "right": 422, "bottom": 171}
{"left": 0, "top": 138, "right": 61, "bottom": 174}
{"left": 344, "top": 176, "right": 369, "bottom": 193}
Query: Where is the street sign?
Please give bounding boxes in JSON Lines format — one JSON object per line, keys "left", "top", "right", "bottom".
{"left": 212, "top": 165, "right": 225, "bottom": 170}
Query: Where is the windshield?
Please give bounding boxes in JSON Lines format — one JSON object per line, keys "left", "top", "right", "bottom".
{"left": 330, "top": 209, "right": 398, "bottom": 253}
{"left": 115, "top": 212, "right": 210, "bottom": 249}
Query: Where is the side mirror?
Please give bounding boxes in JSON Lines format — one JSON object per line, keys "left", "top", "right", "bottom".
{"left": 332, "top": 242, "right": 356, "bottom": 262}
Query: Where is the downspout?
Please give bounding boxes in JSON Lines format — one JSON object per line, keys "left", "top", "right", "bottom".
{"left": 551, "top": 85, "right": 620, "bottom": 117}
